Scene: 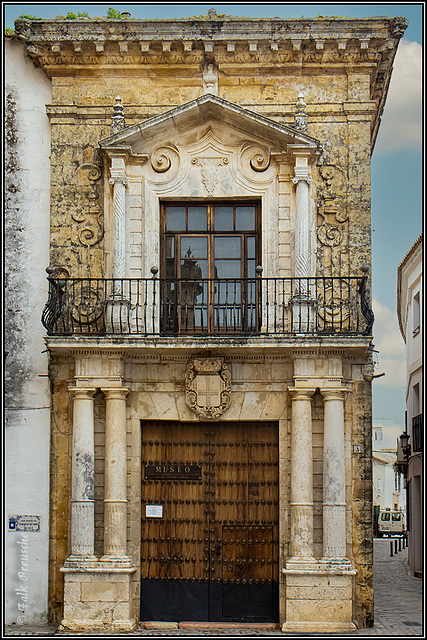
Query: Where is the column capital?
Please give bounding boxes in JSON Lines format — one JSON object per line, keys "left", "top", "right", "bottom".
{"left": 68, "top": 386, "right": 96, "bottom": 399}
{"left": 101, "top": 387, "right": 129, "bottom": 399}
{"left": 109, "top": 175, "right": 128, "bottom": 187}
{"left": 320, "top": 388, "right": 349, "bottom": 401}
{"left": 288, "top": 387, "right": 316, "bottom": 399}
{"left": 292, "top": 175, "right": 312, "bottom": 185}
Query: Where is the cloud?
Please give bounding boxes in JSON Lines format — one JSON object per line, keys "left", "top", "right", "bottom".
{"left": 372, "top": 299, "right": 406, "bottom": 387}
{"left": 374, "top": 40, "right": 422, "bottom": 156}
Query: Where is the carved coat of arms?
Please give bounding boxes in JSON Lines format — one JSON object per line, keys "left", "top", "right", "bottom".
{"left": 185, "top": 357, "right": 231, "bottom": 420}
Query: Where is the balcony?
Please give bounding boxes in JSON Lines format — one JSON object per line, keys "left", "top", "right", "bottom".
{"left": 42, "top": 275, "right": 374, "bottom": 339}
{"left": 412, "top": 413, "right": 423, "bottom": 453}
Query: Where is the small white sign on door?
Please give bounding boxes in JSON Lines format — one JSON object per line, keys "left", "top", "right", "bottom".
{"left": 146, "top": 504, "right": 163, "bottom": 518}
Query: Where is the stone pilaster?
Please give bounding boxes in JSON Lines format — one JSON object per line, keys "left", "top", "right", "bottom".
{"left": 100, "top": 387, "right": 131, "bottom": 565}
{"left": 287, "top": 388, "right": 316, "bottom": 564}
{"left": 109, "top": 156, "right": 128, "bottom": 279}
{"left": 292, "top": 157, "right": 312, "bottom": 281}
{"left": 320, "top": 388, "right": 350, "bottom": 563}
{"left": 65, "top": 387, "right": 97, "bottom": 566}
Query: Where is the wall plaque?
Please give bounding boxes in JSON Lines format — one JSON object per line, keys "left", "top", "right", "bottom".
{"left": 8, "top": 515, "right": 40, "bottom": 532}
{"left": 144, "top": 464, "right": 202, "bottom": 480}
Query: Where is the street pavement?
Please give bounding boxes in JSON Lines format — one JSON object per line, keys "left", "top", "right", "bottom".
{"left": 4, "top": 538, "right": 423, "bottom": 638}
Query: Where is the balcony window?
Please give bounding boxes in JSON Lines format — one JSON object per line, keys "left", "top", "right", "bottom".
{"left": 413, "top": 292, "right": 420, "bottom": 336}
{"left": 161, "top": 202, "right": 260, "bottom": 334}
{"left": 412, "top": 413, "right": 423, "bottom": 452}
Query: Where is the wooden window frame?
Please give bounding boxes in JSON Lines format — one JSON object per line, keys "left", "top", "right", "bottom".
{"left": 160, "top": 201, "right": 261, "bottom": 334}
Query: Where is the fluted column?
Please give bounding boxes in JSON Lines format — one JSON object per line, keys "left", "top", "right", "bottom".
{"left": 292, "top": 156, "right": 312, "bottom": 282}
{"left": 109, "top": 157, "right": 128, "bottom": 279}
{"left": 293, "top": 179, "right": 310, "bottom": 280}
{"left": 100, "top": 387, "right": 131, "bottom": 565}
{"left": 66, "top": 387, "right": 97, "bottom": 564}
{"left": 291, "top": 155, "right": 313, "bottom": 332}
{"left": 320, "top": 388, "right": 349, "bottom": 563}
{"left": 287, "top": 388, "right": 316, "bottom": 563}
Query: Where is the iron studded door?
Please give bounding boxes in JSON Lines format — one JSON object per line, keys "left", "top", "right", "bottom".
{"left": 140, "top": 421, "right": 279, "bottom": 622}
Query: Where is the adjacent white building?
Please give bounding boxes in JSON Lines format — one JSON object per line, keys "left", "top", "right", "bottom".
{"left": 5, "top": 38, "right": 52, "bottom": 624}
{"left": 397, "top": 234, "right": 423, "bottom": 577}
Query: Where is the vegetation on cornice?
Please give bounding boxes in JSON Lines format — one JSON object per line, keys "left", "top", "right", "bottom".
{"left": 5, "top": 7, "right": 126, "bottom": 34}
{"left": 5, "top": 10, "right": 398, "bottom": 37}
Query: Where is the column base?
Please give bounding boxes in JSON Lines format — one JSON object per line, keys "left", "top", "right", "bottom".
{"left": 282, "top": 562, "right": 355, "bottom": 631}
{"left": 60, "top": 566, "right": 137, "bottom": 632}
{"left": 284, "top": 556, "right": 317, "bottom": 571}
{"left": 98, "top": 554, "right": 132, "bottom": 567}
{"left": 63, "top": 554, "right": 98, "bottom": 569}
{"left": 319, "top": 557, "right": 353, "bottom": 570}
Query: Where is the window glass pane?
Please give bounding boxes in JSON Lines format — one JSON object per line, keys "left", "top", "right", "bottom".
{"left": 188, "top": 206, "right": 207, "bottom": 231}
{"left": 180, "top": 237, "right": 207, "bottom": 259}
{"left": 214, "top": 237, "right": 241, "bottom": 258}
{"left": 381, "top": 513, "right": 390, "bottom": 521}
{"left": 214, "top": 260, "right": 241, "bottom": 278}
{"left": 165, "top": 236, "right": 174, "bottom": 258}
{"left": 166, "top": 260, "right": 175, "bottom": 279}
{"left": 236, "top": 206, "right": 255, "bottom": 230}
{"left": 247, "top": 236, "right": 256, "bottom": 258}
{"left": 247, "top": 260, "right": 256, "bottom": 277}
{"left": 214, "top": 206, "right": 234, "bottom": 230}
{"left": 181, "top": 259, "right": 207, "bottom": 279}
{"left": 166, "top": 206, "right": 186, "bottom": 230}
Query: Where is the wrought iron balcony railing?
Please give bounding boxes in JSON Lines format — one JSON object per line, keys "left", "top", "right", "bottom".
{"left": 412, "top": 413, "right": 423, "bottom": 453}
{"left": 42, "top": 276, "right": 374, "bottom": 337}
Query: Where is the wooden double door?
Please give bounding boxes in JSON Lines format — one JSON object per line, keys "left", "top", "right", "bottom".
{"left": 140, "top": 421, "right": 279, "bottom": 622}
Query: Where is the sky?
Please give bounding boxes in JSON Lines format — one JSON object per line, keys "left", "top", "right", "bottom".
{"left": 3, "top": 3, "right": 423, "bottom": 444}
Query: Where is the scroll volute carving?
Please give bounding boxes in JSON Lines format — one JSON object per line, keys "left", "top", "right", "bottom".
{"left": 239, "top": 142, "right": 272, "bottom": 182}
{"left": 149, "top": 144, "right": 180, "bottom": 181}
{"left": 318, "top": 165, "right": 348, "bottom": 223}
{"left": 72, "top": 146, "right": 104, "bottom": 247}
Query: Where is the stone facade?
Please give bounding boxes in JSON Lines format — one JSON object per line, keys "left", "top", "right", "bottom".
{"left": 8, "top": 12, "right": 406, "bottom": 632}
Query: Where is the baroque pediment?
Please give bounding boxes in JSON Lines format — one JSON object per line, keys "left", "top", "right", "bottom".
{"left": 99, "top": 94, "right": 320, "bottom": 155}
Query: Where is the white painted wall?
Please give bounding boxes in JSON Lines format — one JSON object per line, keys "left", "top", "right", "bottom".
{"left": 5, "top": 38, "right": 52, "bottom": 626}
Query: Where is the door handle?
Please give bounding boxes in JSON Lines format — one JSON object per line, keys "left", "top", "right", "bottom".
{"left": 216, "top": 543, "right": 222, "bottom": 556}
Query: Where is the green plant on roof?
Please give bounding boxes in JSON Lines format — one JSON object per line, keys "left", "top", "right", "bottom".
{"left": 18, "top": 14, "right": 42, "bottom": 20}
{"left": 66, "top": 11, "right": 90, "bottom": 19}
{"left": 106, "top": 8, "right": 123, "bottom": 19}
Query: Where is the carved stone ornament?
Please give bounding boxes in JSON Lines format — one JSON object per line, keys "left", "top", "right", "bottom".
{"left": 192, "top": 157, "right": 229, "bottom": 195}
{"left": 185, "top": 357, "right": 231, "bottom": 419}
{"left": 317, "top": 224, "right": 342, "bottom": 247}
{"left": 319, "top": 165, "right": 348, "bottom": 222}
{"left": 362, "top": 363, "right": 375, "bottom": 381}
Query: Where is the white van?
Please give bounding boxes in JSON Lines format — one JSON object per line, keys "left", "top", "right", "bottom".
{"left": 377, "top": 509, "right": 406, "bottom": 537}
